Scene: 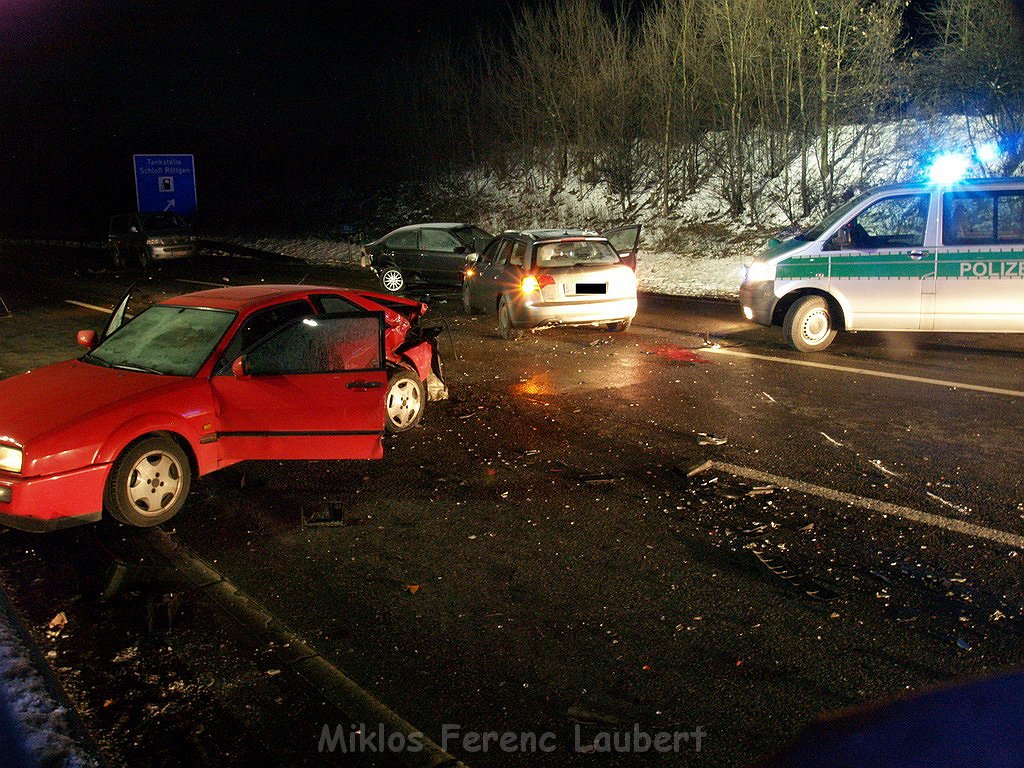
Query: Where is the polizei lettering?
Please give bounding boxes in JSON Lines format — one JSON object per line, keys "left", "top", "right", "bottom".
{"left": 959, "top": 260, "right": 1024, "bottom": 277}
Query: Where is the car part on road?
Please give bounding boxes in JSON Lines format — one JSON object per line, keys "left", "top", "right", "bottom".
{"left": 385, "top": 369, "right": 425, "bottom": 433}
{"left": 105, "top": 436, "right": 192, "bottom": 527}
{"left": 497, "top": 296, "right": 521, "bottom": 340}
{"left": 751, "top": 546, "right": 837, "bottom": 602}
{"left": 783, "top": 295, "right": 837, "bottom": 352}
{"left": 379, "top": 265, "right": 406, "bottom": 293}
{"left": 606, "top": 319, "right": 631, "bottom": 332}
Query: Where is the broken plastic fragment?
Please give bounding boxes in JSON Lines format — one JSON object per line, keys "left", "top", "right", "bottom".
{"left": 697, "top": 433, "right": 727, "bottom": 446}
{"left": 679, "top": 459, "right": 714, "bottom": 477}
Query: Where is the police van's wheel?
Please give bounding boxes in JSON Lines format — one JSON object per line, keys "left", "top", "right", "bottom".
{"left": 783, "top": 295, "right": 837, "bottom": 352}
{"left": 379, "top": 266, "right": 405, "bottom": 293}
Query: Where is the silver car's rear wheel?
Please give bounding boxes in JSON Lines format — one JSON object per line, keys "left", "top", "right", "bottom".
{"left": 105, "top": 436, "right": 191, "bottom": 527}
{"left": 380, "top": 266, "right": 405, "bottom": 293}
{"left": 497, "top": 296, "right": 521, "bottom": 340}
{"left": 385, "top": 370, "right": 425, "bottom": 433}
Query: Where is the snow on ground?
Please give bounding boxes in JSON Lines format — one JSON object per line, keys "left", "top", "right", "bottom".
{"left": 636, "top": 251, "right": 743, "bottom": 298}
{"left": 0, "top": 602, "right": 96, "bottom": 767}
{"left": 213, "top": 235, "right": 363, "bottom": 268}
{"left": 214, "top": 235, "right": 747, "bottom": 298}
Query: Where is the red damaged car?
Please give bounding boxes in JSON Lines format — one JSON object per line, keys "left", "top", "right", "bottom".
{"left": 0, "top": 285, "right": 446, "bottom": 532}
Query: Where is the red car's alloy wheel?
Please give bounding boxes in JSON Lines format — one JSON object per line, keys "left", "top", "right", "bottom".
{"left": 105, "top": 436, "right": 192, "bottom": 527}
{"left": 384, "top": 370, "right": 424, "bottom": 433}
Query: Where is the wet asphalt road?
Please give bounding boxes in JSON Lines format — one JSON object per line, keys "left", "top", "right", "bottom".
{"left": 1, "top": 242, "right": 1023, "bottom": 766}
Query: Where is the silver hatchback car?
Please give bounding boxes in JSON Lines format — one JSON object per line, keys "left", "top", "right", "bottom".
{"left": 462, "top": 226, "right": 640, "bottom": 339}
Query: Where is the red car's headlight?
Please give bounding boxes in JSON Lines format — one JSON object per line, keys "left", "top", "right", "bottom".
{"left": 0, "top": 445, "right": 23, "bottom": 474}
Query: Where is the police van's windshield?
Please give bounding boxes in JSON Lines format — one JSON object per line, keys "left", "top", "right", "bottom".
{"left": 795, "top": 191, "right": 872, "bottom": 242}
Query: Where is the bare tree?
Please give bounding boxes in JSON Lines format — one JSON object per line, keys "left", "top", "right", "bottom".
{"left": 920, "top": 0, "right": 1024, "bottom": 175}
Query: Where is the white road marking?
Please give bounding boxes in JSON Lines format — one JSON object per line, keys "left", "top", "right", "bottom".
{"left": 176, "top": 278, "right": 228, "bottom": 287}
{"left": 65, "top": 300, "right": 112, "bottom": 314}
{"left": 868, "top": 458, "right": 901, "bottom": 478}
{"left": 715, "top": 461, "right": 1024, "bottom": 549}
{"left": 820, "top": 431, "right": 844, "bottom": 447}
{"left": 704, "top": 346, "right": 1024, "bottom": 398}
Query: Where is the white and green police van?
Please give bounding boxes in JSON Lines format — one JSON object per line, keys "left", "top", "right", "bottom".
{"left": 739, "top": 177, "right": 1024, "bottom": 351}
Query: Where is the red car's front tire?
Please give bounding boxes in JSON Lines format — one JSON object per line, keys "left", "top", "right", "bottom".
{"left": 104, "top": 436, "right": 191, "bottom": 527}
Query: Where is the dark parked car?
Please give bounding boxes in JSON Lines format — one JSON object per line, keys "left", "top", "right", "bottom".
{"left": 462, "top": 225, "right": 641, "bottom": 339}
{"left": 360, "top": 222, "right": 493, "bottom": 293}
{"left": 108, "top": 212, "right": 196, "bottom": 268}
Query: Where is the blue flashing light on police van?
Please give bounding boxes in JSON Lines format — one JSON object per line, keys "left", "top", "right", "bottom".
{"left": 928, "top": 152, "right": 970, "bottom": 186}
{"left": 975, "top": 142, "right": 999, "bottom": 165}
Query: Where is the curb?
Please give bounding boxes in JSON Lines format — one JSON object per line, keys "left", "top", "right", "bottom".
{"left": 139, "top": 529, "right": 466, "bottom": 768}
{"left": 0, "top": 581, "right": 103, "bottom": 767}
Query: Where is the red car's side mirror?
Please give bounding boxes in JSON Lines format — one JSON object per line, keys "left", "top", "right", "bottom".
{"left": 231, "top": 356, "right": 249, "bottom": 378}
{"left": 76, "top": 330, "right": 98, "bottom": 350}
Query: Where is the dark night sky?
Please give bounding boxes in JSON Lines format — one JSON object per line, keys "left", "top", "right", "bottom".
{"left": 0, "top": 0, "right": 957, "bottom": 236}
{"left": 1, "top": 0, "right": 514, "bottom": 234}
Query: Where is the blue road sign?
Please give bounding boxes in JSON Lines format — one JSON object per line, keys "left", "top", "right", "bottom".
{"left": 133, "top": 154, "right": 198, "bottom": 217}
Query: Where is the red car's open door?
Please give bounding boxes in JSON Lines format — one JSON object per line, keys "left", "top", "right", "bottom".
{"left": 210, "top": 312, "right": 387, "bottom": 465}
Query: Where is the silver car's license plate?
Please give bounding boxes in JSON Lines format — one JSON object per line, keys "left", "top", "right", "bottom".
{"left": 574, "top": 283, "right": 607, "bottom": 295}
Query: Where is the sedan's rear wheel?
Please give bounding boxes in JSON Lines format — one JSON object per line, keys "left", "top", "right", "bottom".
{"left": 385, "top": 370, "right": 425, "bottom": 433}
{"left": 783, "top": 295, "right": 837, "bottom": 352}
{"left": 462, "top": 282, "right": 476, "bottom": 315}
{"left": 380, "top": 266, "right": 405, "bottom": 293}
{"left": 105, "top": 436, "right": 191, "bottom": 527}
{"left": 497, "top": 296, "right": 521, "bottom": 340}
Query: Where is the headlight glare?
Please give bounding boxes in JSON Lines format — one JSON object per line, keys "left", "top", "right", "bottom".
{"left": 744, "top": 260, "right": 776, "bottom": 283}
{"left": 0, "top": 446, "right": 23, "bottom": 474}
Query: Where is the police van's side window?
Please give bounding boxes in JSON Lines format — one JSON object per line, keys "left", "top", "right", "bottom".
{"left": 834, "top": 194, "right": 929, "bottom": 250}
{"left": 943, "top": 191, "right": 1024, "bottom": 246}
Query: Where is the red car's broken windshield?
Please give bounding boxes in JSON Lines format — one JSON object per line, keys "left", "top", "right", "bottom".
{"left": 83, "top": 305, "right": 236, "bottom": 376}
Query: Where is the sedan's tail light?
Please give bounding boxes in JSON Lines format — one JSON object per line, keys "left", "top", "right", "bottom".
{"left": 521, "top": 274, "right": 555, "bottom": 294}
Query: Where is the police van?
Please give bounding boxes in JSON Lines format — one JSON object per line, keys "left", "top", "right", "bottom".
{"left": 739, "top": 177, "right": 1024, "bottom": 351}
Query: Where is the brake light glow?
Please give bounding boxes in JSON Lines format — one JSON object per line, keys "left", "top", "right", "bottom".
{"left": 521, "top": 274, "right": 555, "bottom": 294}
{"left": 465, "top": 268, "right": 476, "bottom": 278}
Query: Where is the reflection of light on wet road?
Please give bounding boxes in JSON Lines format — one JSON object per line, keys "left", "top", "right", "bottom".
{"left": 513, "top": 372, "right": 556, "bottom": 397}
{"left": 511, "top": 346, "right": 653, "bottom": 396}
